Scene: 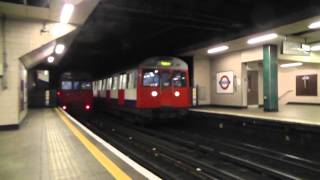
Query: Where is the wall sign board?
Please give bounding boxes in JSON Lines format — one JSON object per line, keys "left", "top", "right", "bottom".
{"left": 296, "top": 74, "right": 317, "bottom": 96}
{"left": 216, "top": 71, "right": 234, "bottom": 94}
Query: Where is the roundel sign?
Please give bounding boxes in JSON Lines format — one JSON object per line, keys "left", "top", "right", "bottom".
{"left": 219, "top": 75, "right": 231, "bottom": 90}
{"left": 216, "top": 71, "right": 234, "bottom": 93}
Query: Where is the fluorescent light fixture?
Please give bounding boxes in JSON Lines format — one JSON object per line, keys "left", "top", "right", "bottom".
{"left": 280, "top": 62, "right": 303, "bottom": 68}
{"left": 302, "top": 44, "right": 311, "bottom": 52}
{"left": 60, "top": 4, "right": 74, "bottom": 24}
{"left": 247, "top": 33, "right": 278, "bottom": 44}
{"left": 308, "top": 21, "right": 320, "bottom": 29}
{"left": 311, "top": 44, "right": 320, "bottom": 51}
{"left": 207, "top": 45, "right": 229, "bottom": 54}
{"left": 55, "top": 44, "right": 65, "bottom": 54}
{"left": 47, "top": 56, "right": 55, "bottom": 63}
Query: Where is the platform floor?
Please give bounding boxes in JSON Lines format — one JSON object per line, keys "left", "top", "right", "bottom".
{"left": 0, "top": 109, "right": 150, "bottom": 180}
{"left": 190, "top": 104, "right": 320, "bottom": 127}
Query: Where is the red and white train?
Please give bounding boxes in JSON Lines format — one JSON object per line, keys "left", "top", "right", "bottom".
{"left": 93, "top": 56, "right": 191, "bottom": 122}
{"left": 57, "top": 72, "right": 93, "bottom": 111}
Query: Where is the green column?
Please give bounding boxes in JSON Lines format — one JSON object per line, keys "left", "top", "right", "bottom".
{"left": 263, "top": 44, "right": 278, "bottom": 112}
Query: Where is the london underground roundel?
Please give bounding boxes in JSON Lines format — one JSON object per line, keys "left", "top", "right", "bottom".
{"left": 216, "top": 71, "right": 234, "bottom": 94}
{"left": 219, "top": 75, "right": 231, "bottom": 90}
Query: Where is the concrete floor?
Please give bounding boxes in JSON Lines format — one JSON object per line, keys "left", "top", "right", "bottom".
{"left": 190, "top": 104, "right": 320, "bottom": 126}
{"left": 0, "top": 109, "right": 147, "bottom": 180}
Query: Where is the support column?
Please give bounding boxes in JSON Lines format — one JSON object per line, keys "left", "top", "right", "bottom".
{"left": 263, "top": 44, "right": 278, "bottom": 112}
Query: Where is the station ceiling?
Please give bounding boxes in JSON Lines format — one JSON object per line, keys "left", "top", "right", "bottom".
{"left": 33, "top": 0, "right": 320, "bottom": 77}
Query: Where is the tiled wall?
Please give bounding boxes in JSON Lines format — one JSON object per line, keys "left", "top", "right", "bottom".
{"left": 0, "top": 18, "right": 75, "bottom": 126}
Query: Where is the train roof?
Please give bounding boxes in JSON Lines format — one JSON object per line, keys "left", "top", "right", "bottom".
{"left": 139, "top": 56, "right": 188, "bottom": 70}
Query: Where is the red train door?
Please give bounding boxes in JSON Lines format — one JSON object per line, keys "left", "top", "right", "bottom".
{"left": 160, "top": 70, "right": 173, "bottom": 107}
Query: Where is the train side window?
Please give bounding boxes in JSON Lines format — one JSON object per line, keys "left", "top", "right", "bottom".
{"left": 127, "top": 73, "right": 133, "bottom": 89}
{"left": 112, "top": 76, "right": 118, "bottom": 90}
{"left": 143, "top": 69, "right": 159, "bottom": 87}
{"left": 61, "top": 81, "right": 72, "bottom": 90}
{"left": 119, "top": 75, "right": 123, "bottom": 89}
{"left": 172, "top": 71, "right": 186, "bottom": 87}
{"left": 99, "top": 80, "right": 103, "bottom": 91}
{"left": 93, "top": 81, "right": 97, "bottom": 93}
{"left": 121, "top": 74, "right": 127, "bottom": 89}
{"left": 109, "top": 78, "right": 112, "bottom": 90}
{"left": 107, "top": 78, "right": 112, "bottom": 90}
{"left": 133, "top": 71, "right": 137, "bottom": 88}
{"left": 103, "top": 79, "right": 107, "bottom": 90}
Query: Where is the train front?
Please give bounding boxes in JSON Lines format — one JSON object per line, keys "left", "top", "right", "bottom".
{"left": 136, "top": 57, "right": 191, "bottom": 120}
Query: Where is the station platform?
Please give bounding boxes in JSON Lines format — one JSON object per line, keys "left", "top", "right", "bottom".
{"left": 0, "top": 108, "right": 159, "bottom": 180}
{"left": 190, "top": 104, "right": 320, "bottom": 127}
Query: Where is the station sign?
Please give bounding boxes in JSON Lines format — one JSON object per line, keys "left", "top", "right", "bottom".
{"left": 216, "top": 71, "right": 234, "bottom": 94}
{"left": 282, "top": 40, "right": 310, "bottom": 56}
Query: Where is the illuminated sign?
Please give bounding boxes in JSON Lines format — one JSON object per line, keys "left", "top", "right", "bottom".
{"left": 160, "top": 61, "right": 172, "bottom": 66}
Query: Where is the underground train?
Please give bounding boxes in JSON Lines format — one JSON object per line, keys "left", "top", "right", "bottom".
{"left": 57, "top": 72, "right": 93, "bottom": 111}
{"left": 93, "top": 56, "right": 191, "bottom": 123}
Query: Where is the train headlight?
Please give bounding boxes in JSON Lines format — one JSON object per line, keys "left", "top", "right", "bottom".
{"left": 62, "top": 105, "right": 67, "bottom": 110}
{"left": 151, "top": 91, "right": 158, "bottom": 97}
{"left": 174, "top": 91, "right": 180, "bottom": 97}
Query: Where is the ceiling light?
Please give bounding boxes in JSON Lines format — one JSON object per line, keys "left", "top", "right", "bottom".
{"left": 47, "top": 56, "right": 55, "bottom": 63}
{"left": 207, "top": 45, "right": 229, "bottom": 54}
{"left": 311, "top": 44, "right": 320, "bottom": 51}
{"left": 247, "top": 33, "right": 278, "bottom": 44}
{"left": 55, "top": 44, "right": 65, "bottom": 54}
{"left": 302, "top": 44, "right": 311, "bottom": 52}
{"left": 280, "top": 62, "right": 303, "bottom": 68}
{"left": 308, "top": 21, "right": 320, "bottom": 29}
{"left": 60, "top": 4, "right": 74, "bottom": 24}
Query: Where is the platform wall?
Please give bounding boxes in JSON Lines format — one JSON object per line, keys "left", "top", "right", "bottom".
{"left": 193, "top": 55, "right": 211, "bottom": 105}
{"left": 278, "top": 62, "right": 320, "bottom": 104}
{"left": 0, "top": 18, "right": 75, "bottom": 126}
{"left": 210, "top": 51, "right": 245, "bottom": 107}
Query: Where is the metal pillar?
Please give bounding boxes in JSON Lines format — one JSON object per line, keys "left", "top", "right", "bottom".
{"left": 263, "top": 44, "right": 278, "bottom": 112}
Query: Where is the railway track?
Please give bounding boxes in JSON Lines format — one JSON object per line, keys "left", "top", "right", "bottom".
{"left": 73, "top": 112, "right": 320, "bottom": 180}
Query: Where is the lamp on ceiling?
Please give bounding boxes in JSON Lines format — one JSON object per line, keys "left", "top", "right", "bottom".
{"left": 247, "top": 33, "right": 278, "bottom": 45}
{"left": 60, "top": 4, "right": 75, "bottom": 24}
{"left": 207, "top": 45, "right": 229, "bottom": 54}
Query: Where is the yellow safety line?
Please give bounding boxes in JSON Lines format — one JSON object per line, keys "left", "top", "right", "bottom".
{"left": 55, "top": 108, "right": 132, "bottom": 180}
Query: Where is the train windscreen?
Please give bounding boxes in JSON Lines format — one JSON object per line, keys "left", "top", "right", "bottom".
{"left": 143, "top": 69, "right": 160, "bottom": 87}
{"left": 172, "top": 71, "right": 186, "bottom": 87}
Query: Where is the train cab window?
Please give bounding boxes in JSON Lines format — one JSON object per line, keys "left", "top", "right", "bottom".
{"left": 61, "top": 81, "right": 72, "bottom": 90}
{"left": 172, "top": 71, "right": 186, "bottom": 87}
{"left": 161, "top": 71, "right": 171, "bottom": 87}
{"left": 143, "top": 69, "right": 159, "bottom": 87}
{"left": 73, "top": 81, "right": 80, "bottom": 90}
{"left": 81, "top": 82, "right": 92, "bottom": 90}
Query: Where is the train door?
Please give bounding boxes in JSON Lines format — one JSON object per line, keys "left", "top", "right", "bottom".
{"left": 247, "top": 71, "right": 259, "bottom": 106}
{"left": 160, "top": 69, "right": 173, "bottom": 107}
